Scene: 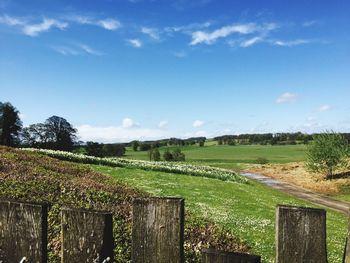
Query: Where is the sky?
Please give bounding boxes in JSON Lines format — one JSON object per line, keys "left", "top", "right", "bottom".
{"left": 1, "top": 0, "right": 349, "bottom": 143}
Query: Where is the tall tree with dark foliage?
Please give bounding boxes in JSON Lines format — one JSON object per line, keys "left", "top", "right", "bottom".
{"left": 0, "top": 102, "right": 22, "bottom": 146}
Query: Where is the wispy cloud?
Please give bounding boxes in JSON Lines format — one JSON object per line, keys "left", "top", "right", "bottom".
{"left": 190, "top": 22, "right": 277, "bottom": 45}
{"left": 0, "top": 14, "right": 25, "bottom": 26}
{"left": 0, "top": 15, "right": 68, "bottom": 36}
{"left": 141, "top": 26, "right": 160, "bottom": 40}
{"left": 193, "top": 120, "right": 205, "bottom": 127}
{"left": 97, "top": 18, "right": 120, "bottom": 30}
{"left": 67, "top": 15, "right": 121, "bottom": 30}
{"left": 240, "top": 36, "right": 263, "bottom": 47}
{"left": 128, "top": 38, "right": 142, "bottom": 48}
{"left": 23, "top": 18, "right": 68, "bottom": 36}
{"left": 52, "top": 43, "right": 103, "bottom": 56}
{"left": 190, "top": 23, "right": 256, "bottom": 45}
{"left": 302, "top": 20, "right": 319, "bottom": 27}
{"left": 272, "top": 39, "right": 310, "bottom": 47}
{"left": 317, "top": 104, "right": 331, "bottom": 112}
{"left": 276, "top": 92, "right": 298, "bottom": 104}
{"left": 164, "top": 21, "right": 212, "bottom": 34}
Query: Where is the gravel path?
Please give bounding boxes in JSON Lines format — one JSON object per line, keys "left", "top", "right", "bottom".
{"left": 241, "top": 172, "right": 350, "bottom": 214}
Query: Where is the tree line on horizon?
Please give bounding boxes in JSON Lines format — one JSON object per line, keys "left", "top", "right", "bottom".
{"left": 2, "top": 101, "right": 350, "bottom": 157}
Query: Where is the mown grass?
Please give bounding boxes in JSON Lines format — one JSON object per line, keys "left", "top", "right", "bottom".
{"left": 124, "top": 144, "right": 307, "bottom": 169}
{"left": 93, "top": 165, "right": 348, "bottom": 263}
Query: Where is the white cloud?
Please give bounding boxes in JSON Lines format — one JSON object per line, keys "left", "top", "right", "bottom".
{"left": 67, "top": 15, "right": 121, "bottom": 30}
{"left": 141, "top": 26, "right": 160, "bottom": 40}
{"left": 193, "top": 120, "right": 205, "bottom": 128}
{"left": 240, "top": 36, "right": 263, "bottom": 47}
{"left": 122, "top": 118, "right": 139, "bottom": 128}
{"left": 0, "top": 14, "right": 25, "bottom": 26}
{"left": 158, "top": 120, "right": 168, "bottom": 128}
{"left": 273, "top": 39, "right": 310, "bottom": 47}
{"left": 190, "top": 22, "right": 277, "bottom": 45}
{"left": 77, "top": 124, "right": 170, "bottom": 143}
{"left": 22, "top": 18, "right": 68, "bottom": 36}
{"left": 164, "top": 21, "right": 212, "bottom": 34}
{"left": 276, "top": 92, "right": 298, "bottom": 104}
{"left": 97, "top": 18, "right": 120, "bottom": 30}
{"left": 317, "top": 104, "right": 331, "bottom": 112}
{"left": 303, "top": 20, "right": 318, "bottom": 27}
{"left": 128, "top": 39, "right": 142, "bottom": 48}
{"left": 190, "top": 23, "right": 256, "bottom": 45}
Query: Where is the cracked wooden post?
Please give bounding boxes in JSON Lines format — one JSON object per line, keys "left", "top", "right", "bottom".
{"left": 61, "top": 207, "right": 113, "bottom": 263}
{"left": 132, "top": 197, "right": 185, "bottom": 263}
{"left": 343, "top": 210, "right": 350, "bottom": 263}
{"left": 0, "top": 200, "right": 48, "bottom": 263}
{"left": 276, "top": 205, "right": 327, "bottom": 263}
{"left": 201, "top": 248, "right": 261, "bottom": 263}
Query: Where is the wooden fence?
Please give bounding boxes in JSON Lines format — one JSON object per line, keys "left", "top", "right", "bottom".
{"left": 0, "top": 198, "right": 349, "bottom": 263}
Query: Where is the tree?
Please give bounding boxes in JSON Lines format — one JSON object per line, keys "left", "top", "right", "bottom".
{"left": 21, "top": 116, "right": 77, "bottom": 151}
{"left": 173, "top": 148, "right": 185, "bottom": 161}
{"left": 21, "top": 123, "right": 49, "bottom": 147}
{"left": 131, "top": 140, "right": 139, "bottom": 151}
{"left": 306, "top": 131, "right": 349, "bottom": 179}
{"left": 163, "top": 150, "right": 173, "bottom": 161}
{"left": 43, "top": 116, "right": 77, "bottom": 151}
{"left": 0, "top": 102, "right": 22, "bottom": 146}
{"left": 149, "top": 148, "right": 161, "bottom": 161}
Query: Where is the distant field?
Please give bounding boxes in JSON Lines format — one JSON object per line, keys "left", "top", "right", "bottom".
{"left": 124, "top": 143, "right": 307, "bottom": 169}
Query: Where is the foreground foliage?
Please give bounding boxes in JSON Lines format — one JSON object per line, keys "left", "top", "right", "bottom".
{"left": 22, "top": 148, "right": 246, "bottom": 183}
{"left": 0, "top": 146, "right": 249, "bottom": 262}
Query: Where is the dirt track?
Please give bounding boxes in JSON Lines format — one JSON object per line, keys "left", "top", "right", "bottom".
{"left": 241, "top": 172, "right": 350, "bottom": 214}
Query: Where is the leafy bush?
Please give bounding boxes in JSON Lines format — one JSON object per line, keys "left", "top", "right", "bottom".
{"left": 306, "top": 131, "right": 349, "bottom": 179}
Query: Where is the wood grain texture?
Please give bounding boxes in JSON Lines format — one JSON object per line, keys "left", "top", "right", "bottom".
{"left": 0, "top": 200, "right": 48, "bottom": 263}
{"left": 61, "top": 207, "right": 113, "bottom": 263}
{"left": 201, "top": 249, "right": 261, "bottom": 263}
{"left": 132, "top": 197, "right": 184, "bottom": 263}
{"left": 276, "top": 205, "right": 327, "bottom": 263}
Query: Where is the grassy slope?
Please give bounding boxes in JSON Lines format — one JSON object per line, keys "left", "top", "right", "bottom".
{"left": 94, "top": 165, "right": 347, "bottom": 263}
{"left": 124, "top": 144, "right": 307, "bottom": 169}
{"left": 0, "top": 147, "right": 248, "bottom": 262}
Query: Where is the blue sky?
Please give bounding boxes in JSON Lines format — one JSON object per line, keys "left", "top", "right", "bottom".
{"left": 1, "top": 0, "right": 349, "bottom": 142}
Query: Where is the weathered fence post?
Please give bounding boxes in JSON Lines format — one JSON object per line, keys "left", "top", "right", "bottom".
{"left": 0, "top": 200, "right": 48, "bottom": 263}
{"left": 276, "top": 205, "right": 327, "bottom": 263}
{"left": 343, "top": 210, "right": 350, "bottom": 263}
{"left": 61, "top": 207, "right": 113, "bottom": 263}
{"left": 201, "top": 248, "right": 261, "bottom": 263}
{"left": 132, "top": 197, "right": 185, "bottom": 263}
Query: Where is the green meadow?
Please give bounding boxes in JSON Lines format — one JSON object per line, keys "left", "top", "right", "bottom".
{"left": 93, "top": 164, "right": 347, "bottom": 263}
{"left": 124, "top": 143, "right": 307, "bottom": 169}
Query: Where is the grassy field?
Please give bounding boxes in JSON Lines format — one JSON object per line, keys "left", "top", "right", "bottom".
{"left": 124, "top": 143, "right": 307, "bottom": 169}
{"left": 93, "top": 164, "right": 347, "bottom": 263}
